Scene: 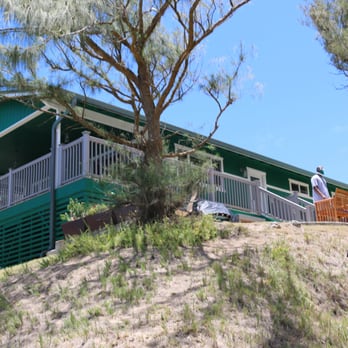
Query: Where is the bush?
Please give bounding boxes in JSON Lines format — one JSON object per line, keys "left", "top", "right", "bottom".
{"left": 56, "top": 215, "right": 217, "bottom": 262}
{"left": 60, "top": 198, "right": 110, "bottom": 222}
{"left": 108, "top": 156, "right": 210, "bottom": 223}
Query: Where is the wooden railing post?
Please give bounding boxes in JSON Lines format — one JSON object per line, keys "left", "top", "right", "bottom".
{"left": 82, "top": 131, "right": 91, "bottom": 176}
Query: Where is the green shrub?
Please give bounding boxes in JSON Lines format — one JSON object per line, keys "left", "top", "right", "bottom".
{"left": 60, "top": 198, "right": 110, "bottom": 222}
{"left": 56, "top": 215, "right": 217, "bottom": 263}
{"left": 108, "top": 155, "right": 210, "bottom": 223}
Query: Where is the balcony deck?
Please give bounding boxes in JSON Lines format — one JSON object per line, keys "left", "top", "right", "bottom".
{"left": 0, "top": 132, "right": 315, "bottom": 222}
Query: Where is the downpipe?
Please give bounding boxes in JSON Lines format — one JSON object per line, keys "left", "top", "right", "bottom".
{"left": 48, "top": 115, "right": 63, "bottom": 252}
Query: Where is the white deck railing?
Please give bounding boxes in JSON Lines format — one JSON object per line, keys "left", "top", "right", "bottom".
{"left": 288, "top": 193, "right": 316, "bottom": 221}
{"left": 198, "top": 169, "right": 309, "bottom": 221}
{"left": 60, "top": 137, "right": 83, "bottom": 185}
{"left": 199, "top": 170, "right": 259, "bottom": 213}
{"left": 0, "top": 174, "right": 9, "bottom": 210}
{"left": 59, "top": 132, "right": 143, "bottom": 185}
{"left": 259, "top": 187, "right": 308, "bottom": 221}
{"left": 0, "top": 153, "right": 51, "bottom": 209}
{"left": 0, "top": 132, "right": 315, "bottom": 222}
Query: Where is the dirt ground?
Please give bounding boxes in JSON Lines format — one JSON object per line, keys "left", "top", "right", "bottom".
{"left": 1, "top": 221, "right": 348, "bottom": 348}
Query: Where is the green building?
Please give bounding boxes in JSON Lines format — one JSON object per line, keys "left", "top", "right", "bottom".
{"left": 1, "top": 93, "right": 347, "bottom": 268}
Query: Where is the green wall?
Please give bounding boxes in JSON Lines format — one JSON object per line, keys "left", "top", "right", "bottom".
{"left": 0, "top": 178, "right": 111, "bottom": 269}
{"left": 0, "top": 100, "right": 35, "bottom": 132}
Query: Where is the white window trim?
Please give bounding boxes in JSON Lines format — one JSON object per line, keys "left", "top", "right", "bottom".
{"left": 288, "top": 179, "right": 310, "bottom": 198}
{"left": 246, "top": 167, "right": 267, "bottom": 189}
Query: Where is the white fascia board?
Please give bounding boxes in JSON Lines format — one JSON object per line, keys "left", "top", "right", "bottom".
{"left": 0, "top": 91, "right": 33, "bottom": 99}
{"left": 42, "top": 101, "right": 139, "bottom": 134}
{"left": 76, "top": 107, "right": 142, "bottom": 134}
{"left": 41, "top": 100, "right": 65, "bottom": 113}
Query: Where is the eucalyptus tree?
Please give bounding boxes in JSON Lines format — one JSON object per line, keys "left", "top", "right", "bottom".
{"left": 0, "top": 0, "right": 251, "bottom": 220}
{"left": 307, "top": 0, "right": 348, "bottom": 80}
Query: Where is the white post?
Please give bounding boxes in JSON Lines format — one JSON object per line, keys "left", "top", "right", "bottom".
{"left": 208, "top": 168, "right": 216, "bottom": 202}
{"left": 252, "top": 181, "right": 262, "bottom": 215}
{"left": 55, "top": 120, "right": 62, "bottom": 188}
{"left": 82, "top": 131, "right": 91, "bottom": 176}
{"left": 7, "top": 168, "right": 12, "bottom": 207}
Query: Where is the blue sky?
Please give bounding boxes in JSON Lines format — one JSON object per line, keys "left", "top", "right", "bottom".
{"left": 159, "top": 1, "right": 348, "bottom": 184}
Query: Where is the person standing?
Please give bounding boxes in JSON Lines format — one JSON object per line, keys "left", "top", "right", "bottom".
{"left": 311, "top": 166, "right": 330, "bottom": 202}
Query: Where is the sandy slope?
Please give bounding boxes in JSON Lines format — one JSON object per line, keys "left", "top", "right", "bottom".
{"left": 1, "top": 221, "right": 348, "bottom": 348}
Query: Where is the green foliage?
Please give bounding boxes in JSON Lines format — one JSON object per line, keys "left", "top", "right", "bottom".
{"left": 0, "top": 293, "right": 24, "bottom": 336}
{"left": 0, "top": 292, "right": 10, "bottom": 311}
{"left": 60, "top": 198, "right": 110, "bottom": 222}
{"left": 0, "top": 1, "right": 250, "bottom": 224}
{"left": 209, "top": 242, "right": 322, "bottom": 344}
{"left": 63, "top": 312, "right": 89, "bottom": 332}
{"left": 109, "top": 156, "right": 210, "bottom": 223}
{"left": 111, "top": 275, "right": 145, "bottom": 304}
{"left": 55, "top": 215, "right": 217, "bottom": 263}
{"left": 182, "top": 303, "right": 199, "bottom": 335}
{"left": 78, "top": 278, "right": 89, "bottom": 298}
{"left": 307, "top": 0, "right": 348, "bottom": 78}
{"left": 142, "top": 215, "right": 217, "bottom": 256}
{"left": 56, "top": 231, "right": 116, "bottom": 261}
{"left": 87, "top": 306, "right": 103, "bottom": 318}
{"left": 39, "top": 256, "right": 59, "bottom": 268}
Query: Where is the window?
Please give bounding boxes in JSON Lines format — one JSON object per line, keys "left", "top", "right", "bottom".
{"left": 289, "top": 179, "right": 309, "bottom": 197}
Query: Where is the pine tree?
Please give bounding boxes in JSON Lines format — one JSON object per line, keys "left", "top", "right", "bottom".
{"left": 307, "top": 0, "right": 348, "bottom": 79}
{"left": 0, "top": 0, "right": 250, "bottom": 220}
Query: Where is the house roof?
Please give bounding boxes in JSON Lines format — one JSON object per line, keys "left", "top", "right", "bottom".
{"left": 73, "top": 93, "right": 348, "bottom": 189}
{"left": 1, "top": 90, "right": 347, "bottom": 188}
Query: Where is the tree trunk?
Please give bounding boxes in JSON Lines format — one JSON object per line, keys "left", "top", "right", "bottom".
{"left": 144, "top": 116, "right": 162, "bottom": 162}
{"left": 140, "top": 113, "right": 166, "bottom": 221}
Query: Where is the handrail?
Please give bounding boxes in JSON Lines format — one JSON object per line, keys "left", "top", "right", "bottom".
{"left": 0, "top": 153, "right": 51, "bottom": 209}
{"left": 60, "top": 137, "right": 84, "bottom": 185}
{"left": 0, "top": 134, "right": 143, "bottom": 210}
{"left": 0, "top": 173, "right": 9, "bottom": 210}
{"left": 88, "top": 134, "right": 143, "bottom": 178}
{"left": 198, "top": 169, "right": 260, "bottom": 213}
{"left": 0, "top": 134, "right": 314, "bottom": 222}
{"left": 297, "top": 197, "right": 316, "bottom": 222}
{"left": 258, "top": 187, "right": 307, "bottom": 221}
{"left": 198, "top": 170, "right": 309, "bottom": 221}
{"left": 287, "top": 192, "right": 316, "bottom": 222}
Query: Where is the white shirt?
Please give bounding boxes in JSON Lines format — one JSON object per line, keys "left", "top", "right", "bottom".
{"left": 311, "top": 173, "right": 329, "bottom": 202}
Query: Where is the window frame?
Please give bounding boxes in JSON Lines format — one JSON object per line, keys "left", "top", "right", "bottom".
{"left": 288, "top": 178, "right": 310, "bottom": 197}
{"left": 246, "top": 167, "right": 267, "bottom": 189}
